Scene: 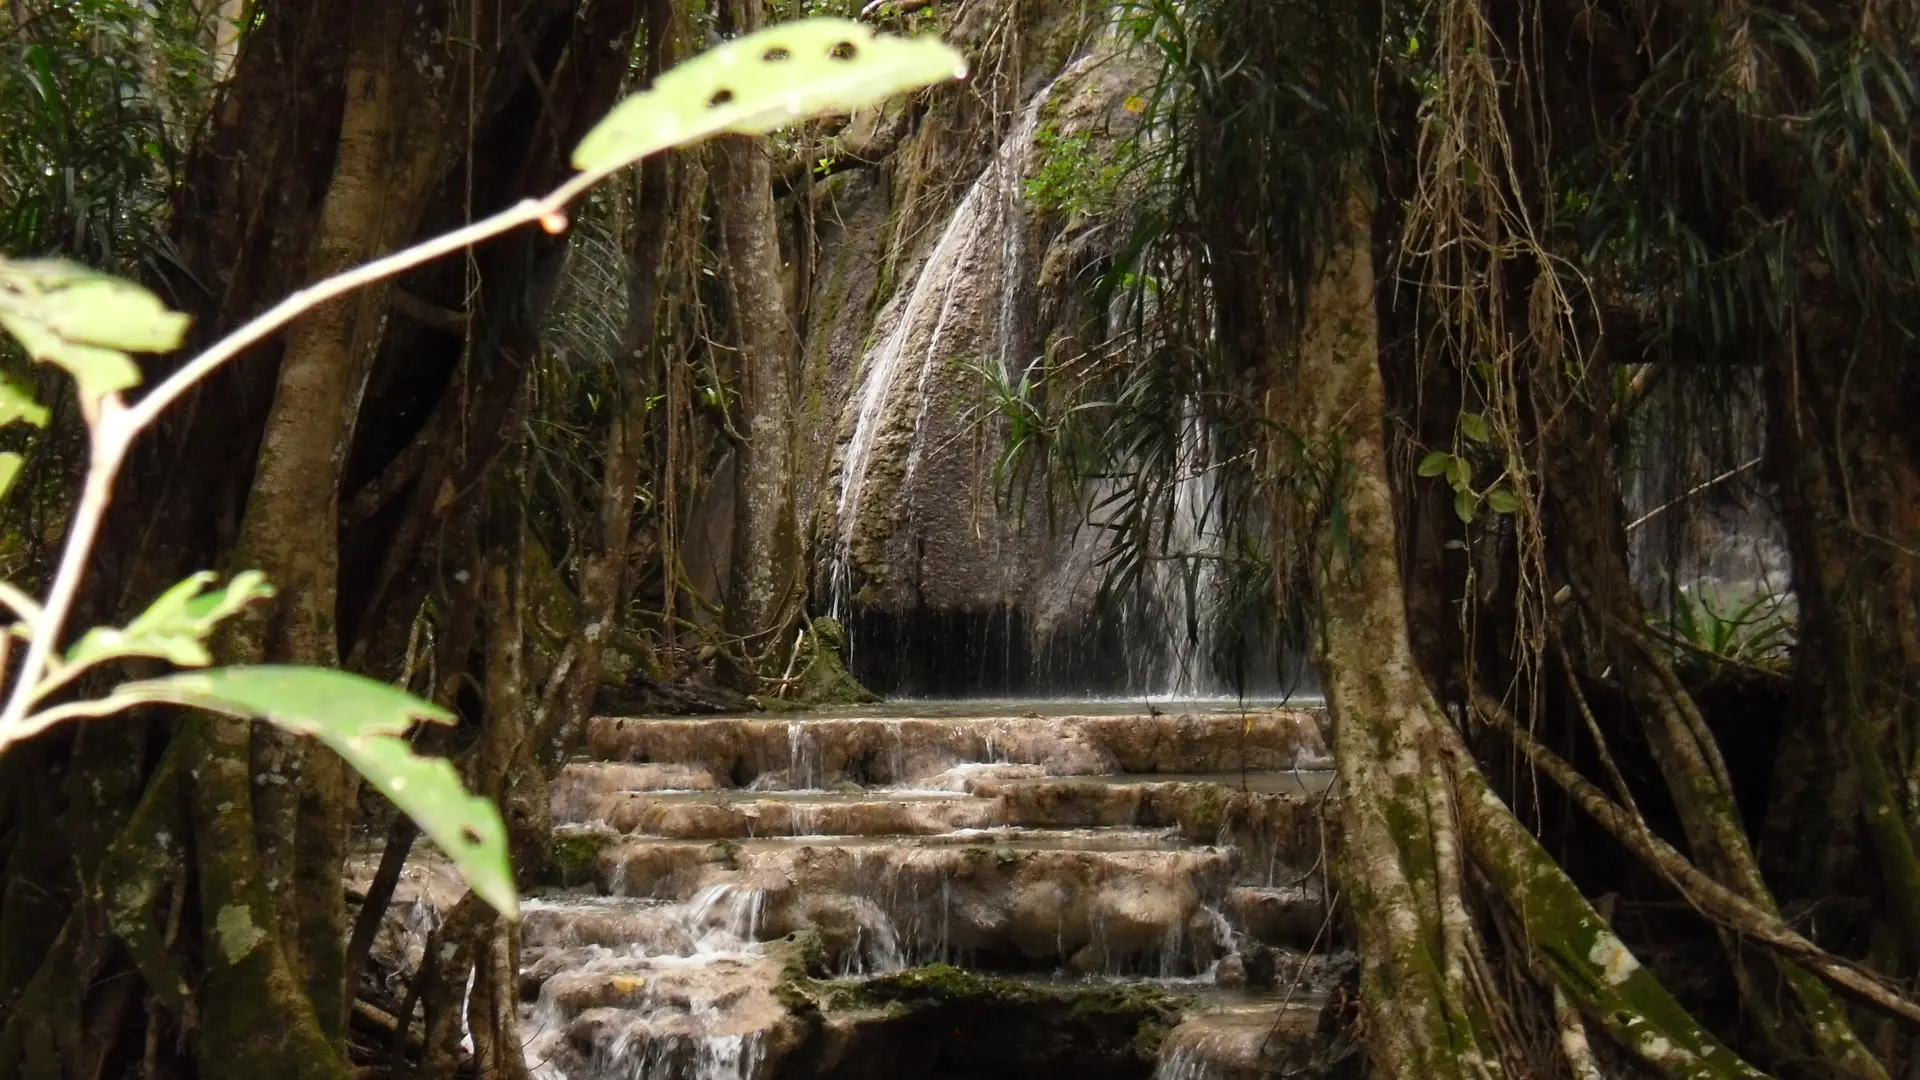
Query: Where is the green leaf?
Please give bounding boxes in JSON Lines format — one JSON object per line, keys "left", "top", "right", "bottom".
{"left": 0, "top": 258, "right": 184, "bottom": 405}
{"left": 1485, "top": 486, "right": 1522, "bottom": 514}
{"left": 573, "top": 18, "right": 966, "bottom": 177}
{"left": 0, "top": 314, "right": 142, "bottom": 405}
{"left": 113, "top": 665, "right": 518, "bottom": 920}
{"left": 63, "top": 571, "right": 275, "bottom": 674}
{"left": 1417, "top": 450, "right": 1452, "bottom": 478}
{"left": 0, "top": 453, "right": 21, "bottom": 500}
{"left": 1459, "top": 411, "right": 1490, "bottom": 444}
{"left": 0, "top": 380, "right": 48, "bottom": 429}
{"left": 1446, "top": 455, "right": 1472, "bottom": 490}
{"left": 12, "top": 262, "right": 191, "bottom": 352}
{"left": 1454, "top": 488, "right": 1478, "bottom": 524}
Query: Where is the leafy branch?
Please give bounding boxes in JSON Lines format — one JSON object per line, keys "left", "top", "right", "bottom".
{"left": 0, "top": 17, "right": 965, "bottom": 918}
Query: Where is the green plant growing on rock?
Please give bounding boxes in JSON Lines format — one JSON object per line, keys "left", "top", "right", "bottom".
{"left": 1026, "top": 126, "right": 1136, "bottom": 219}
{"left": 0, "top": 17, "right": 966, "bottom": 923}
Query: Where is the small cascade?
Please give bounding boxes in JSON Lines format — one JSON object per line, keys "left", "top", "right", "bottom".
{"left": 688, "top": 884, "right": 769, "bottom": 945}
{"left": 785, "top": 721, "right": 820, "bottom": 790}
{"left": 592, "top": 1028, "right": 764, "bottom": 1080}
{"left": 471, "top": 702, "right": 1344, "bottom": 1079}
{"left": 825, "top": 72, "right": 1067, "bottom": 628}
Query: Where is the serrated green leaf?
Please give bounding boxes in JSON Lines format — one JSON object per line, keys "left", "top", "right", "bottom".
{"left": 1460, "top": 412, "right": 1490, "bottom": 444}
{"left": 1454, "top": 488, "right": 1478, "bottom": 524}
{"left": 63, "top": 570, "right": 275, "bottom": 674}
{"left": 1486, "top": 486, "right": 1521, "bottom": 514}
{"left": 113, "top": 665, "right": 517, "bottom": 920}
{"left": 573, "top": 18, "right": 966, "bottom": 176}
{"left": 1417, "top": 450, "right": 1452, "bottom": 478}
{"left": 0, "top": 453, "right": 21, "bottom": 500}
{"left": 0, "top": 380, "right": 48, "bottom": 428}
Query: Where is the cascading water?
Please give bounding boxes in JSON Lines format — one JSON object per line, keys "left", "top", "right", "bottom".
{"left": 825, "top": 71, "right": 1068, "bottom": 628}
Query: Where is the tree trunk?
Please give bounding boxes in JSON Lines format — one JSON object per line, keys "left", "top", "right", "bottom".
{"left": 1289, "top": 180, "right": 1510, "bottom": 1079}
{"left": 1295, "top": 180, "right": 1768, "bottom": 1080}
{"left": 546, "top": 0, "right": 678, "bottom": 756}
{"left": 711, "top": 0, "right": 803, "bottom": 680}
{"left": 220, "top": 1, "right": 469, "bottom": 1045}
{"left": 1763, "top": 318, "right": 1920, "bottom": 1026}
{"left": 1540, "top": 349, "right": 1886, "bottom": 1079}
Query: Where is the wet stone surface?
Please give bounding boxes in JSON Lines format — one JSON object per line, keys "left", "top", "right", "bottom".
{"left": 357, "top": 701, "right": 1352, "bottom": 1080}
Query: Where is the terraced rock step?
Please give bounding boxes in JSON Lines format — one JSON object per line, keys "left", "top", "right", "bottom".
{"left": 359, "top": 702, "right": 1351, "bottom": 1080}
{"left": 581, "top": 707, "right": 1330, "bottom": 789}
{"left": 557, "top": 768, "right": 1329, "bottom": 844}
{"left": 582, "top": 831, "right": 1242, "bottom": 973}
{"left": 1156, "top": 1002, "right": 1325, "bottom": 1080}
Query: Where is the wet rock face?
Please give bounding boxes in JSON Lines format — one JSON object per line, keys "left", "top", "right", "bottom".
{"left": 580, "top": 709, "right": 1331, "bottom": 789}
{"left": 504, "top": 701, "right": 1350, "bottom": 1079}
{"left": 592, "top": 838, "right": 1239, "bottom": 975}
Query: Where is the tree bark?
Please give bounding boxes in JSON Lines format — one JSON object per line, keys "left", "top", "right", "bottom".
{"left": 711, "top": 0, "right": 803, "bottom": 680}
{"left": 546, "top": 0, "right": 677, "bottom": 757}
{"left": 1294, "top": 179, "right": 1769, "bottom": 1080}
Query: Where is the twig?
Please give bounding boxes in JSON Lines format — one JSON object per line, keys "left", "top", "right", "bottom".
{"left": 1626, "top": 457, "right": 1763, "bottom": 533}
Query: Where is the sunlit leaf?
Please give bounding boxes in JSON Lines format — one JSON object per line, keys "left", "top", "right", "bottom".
{"left": 1485, "top": 487, "right": 1521, "bottom": 514}
{"left": 113, "top": 665, "right": 518, "bottom": 920}
{"left": 63, "top": 570, "right": 275, "bottom": 674}
{"left": 0, "top": 312, "right": 141, "bottom": 404}
{"left": 1417, "top": 450, "right": 1452, "bottom": 478}
{"left": 574, "top": 18, "right": 966, "bottom": 177}
{"left": 0, "top": 452, "right": 21, "bottom": 500}
{"left": 3, "top": 260, "right": 190, "bottom": 353}
{"left": 0, "top": 380, "right": 48, "bottom": 428}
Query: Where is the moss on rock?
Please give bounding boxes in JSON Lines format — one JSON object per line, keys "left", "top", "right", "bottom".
{"left": 789, "top": 617, "right": 880, "bottom": 706}
{"left": 546, "top": 826, "right": 618, "bottom": 889}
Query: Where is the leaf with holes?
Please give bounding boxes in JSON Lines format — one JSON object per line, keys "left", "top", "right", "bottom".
{"left": 110, "top": 665, "right": 518, "bottom": 919}
{"left": 63, "top": 571, "right": 276, "bottom": 675}
{"left": 573, "top": 18, "right": 966, "bottom": 177}
{"left": 1417, "top": 451, "right": 1452, "bottom": 478}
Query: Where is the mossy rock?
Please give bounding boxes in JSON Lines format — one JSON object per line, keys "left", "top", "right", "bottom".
{"left": 782, "top": 617, "right": 881, "bottom": 707}
{"left": 547, "top": 826, "right": 619, "bottom": 889}
{"left": 787, "top": 964, "right": 1190, "bottom": 1079}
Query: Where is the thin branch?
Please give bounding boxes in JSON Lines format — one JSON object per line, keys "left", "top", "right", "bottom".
{"left": 0, "top": 169, "right": 598, "bottom": 738}
{"left": 1626, "top": 456, "right": 1763, "bottom": 533}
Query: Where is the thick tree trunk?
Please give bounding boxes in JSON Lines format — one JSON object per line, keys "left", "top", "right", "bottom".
{"left": 1541, "top": 353, "right": 1886, "bottom": 1079}
{"left": 1295, "top": 181, "right": 1769, "bottom": 1080}
{"left": 1290, "top": 181, "right": 1509, "bottom": 1079}
{"left": 1763, "top": 324, "right": 1920, "bottom": 1035}
{"left": 711, "top": 0, "right": 803, "bottom": 678}
{"left": 220, "top": 4, "right": 465, "bottom": 1042}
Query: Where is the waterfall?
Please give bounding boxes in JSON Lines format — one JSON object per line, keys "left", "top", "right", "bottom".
{"left": 825, "top": 72, "right": 1067, "bottom": 624}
